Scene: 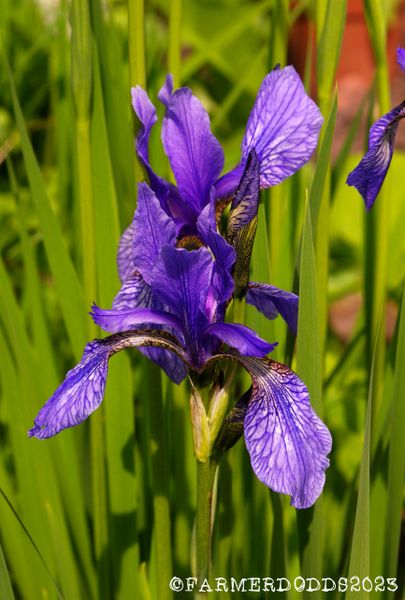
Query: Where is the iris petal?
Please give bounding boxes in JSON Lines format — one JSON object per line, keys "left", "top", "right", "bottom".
{"left": 159, "top": 85, "right": 224, "bottom": 214}
{"left": 397, "top": 47, "right": 405, "bottom": 73}
{"left": 242, "top": 66, "right": 323, "bottom": 187}
{"left": 91, "top": 304, "right": 183, "bottom": 335}
{"left": 215, "top": 165, "right": 244, "bottom": 200}
{"left": 346, "top": 100, "right": 405, "bottom": 209}
{"left": 246, "top": 283, "right": 298, "bottom": 335}
{"left": 131, "top": 86, "right": 174, "bottom": 207}
{"left": 132, "top": 183, "right": 177, "bottom": 283}
{"left": 112, "top": 272, "right": 151, "bottom": 311}
{"left": 197, "top": 194, "right": 236, "bottom": 314}
{"left": 117, "top": 223, "right": 134, "bottom": 283}
{"left": 241, "top": 357, "right": 331, "bottom": 509}
{"left": 151, "top": 246, "right": 214, "bottom": 367}
{"left": 205, "top": 322, "right": 277, "bottom": 357}
{"left": 29, "top": 331, "right": 187, "bottom": 438}
{"left": 92, "top": 303, "right": 187, "bottom": 383}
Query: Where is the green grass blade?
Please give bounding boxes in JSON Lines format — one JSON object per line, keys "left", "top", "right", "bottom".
{"left": 6, "top": 160, "right": 97, "bottom": 598}
{"left": 0, "top": 540, "right": 15, "bottom": 600}
{"left": 4, "top": 53, "right": 87, "bottom": 359}
{"left": 308, "top": 90, "right": 337, "bottom": 234}
{"left": 0, "top": 489, "right": 64, "bottom": 600}
{"left": 169, "top": 0, "right": 182, "bottom": 85}
{"left": 384, "top": 280, "right": 405, "bottom": 577}
{"left": 316, "top": 0, "right": 347, "bottom": 107}
{"left": 92, "top": 51, "right": 139, "bottom": 598}
{"left": 345, "top": 318, "right": 380, "bottom": 600}
{"left": 296, "top": 199, "right": 324, "bottom": 599}
{"left": 297, "top": 199, "right": 322, "bottom": 413}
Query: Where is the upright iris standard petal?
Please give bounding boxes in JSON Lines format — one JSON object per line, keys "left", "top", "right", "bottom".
{"left": 241, "top": 66, "right": 323, "bottom": 187}
{"left": 150, "top": 246, "right": 214, "bottom": 366}
{"left": 240, "top": 357, "right": 332, "bottom": 508}
{"left": 347, "top": 101, "right": 405, "bottom": 209}
{"left": 205, "top": 322, "right": 277, "bottom": 357}
{"left": 131, "top": 85, "right": 173, "bottom": 204}
{"left": 131, "top": 85, "right": 158, "bottom": 170}
{"left": 246, "top": 283, "right": 299, "bottom": 335}
{"left": 159, "top": 85, "right": 224, "bottom": 214}
{"left": 397, "top": 47, "right": 405, "bottom": 73}
{"left": 29, "top": 331, "right": 188, "bottom": 439}
{"left": 131, "top": 84, "right": 190, "bottom": 228}
{"left": 132, "top": 183, "right": 176, "bottom": 283}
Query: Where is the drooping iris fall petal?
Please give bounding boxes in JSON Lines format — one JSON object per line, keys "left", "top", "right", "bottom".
{"left": 29, "top": 331, "right": 187, "bottom": 439}
{"left": 241, "top": 357, "right": 331, "bottom": 509}
{"left": 246, "top": 283, "right": 299, "bottom": 335}
{"left": 346, "top": 101, "right": 405, "bottom": 209}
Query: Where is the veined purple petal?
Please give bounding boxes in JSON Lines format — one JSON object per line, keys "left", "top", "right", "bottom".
{"left": 215, "top": 165, "right": 244, "bottom": 200}
{"left": 197, "top": 195, "right": 235, "bottom": 315}
{"left": 205, "top": 322, "right": 277, "bottom": 357}
{"left": 131, "top": 85, "right": 167, "bottom": 199}
{"left": 131, "top": 85, "right": 157, "bottom": 168}
{"left": 117, "top": 223, "right": 134, "bottom": 283}
{"left": 29, "top": 330, "right": 187, "bottom": 439}
{"left": 242, "top": 66, "right": 323, "bottom": 187}
{"left": 159, "top": 86, "right": 224, "bottom": 214}
{"left": 247, "top": 283, "right": 298, "bottom": 335}
{"left": 112, "top": 272, "right": 152, "bottom": 311}
{"left": 397, "top": 47, "right": 405, "bottom": 73}
{"left": 143, "top": 344, "right": 188, "bottom": 384}
{"left": 241, "top": 357, "right": 332, "bottom": 508}
{"left": 158, "top": 73, "right": 174, "bottom": 106}
{"left": 111, "top": 271, "right": 188, "bottom": 383}
{"left": 151, "top": 246, "right": 214, "bottom": 367}
{"left": 131, "top": 85, "right": 186, "bottom": 221}
{"left": 91, "top": 304, "right": 183, "bottom": 336}
{"left": 346, "top": 101, "right": 405, "bottom": 209}
{"left": 132, "top": 183, "right": 176, "bottom": 283}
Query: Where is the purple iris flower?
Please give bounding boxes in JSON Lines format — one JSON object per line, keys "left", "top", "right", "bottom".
{"left": 29, "top": 67, "right": 331, "bottom": 509}
{"left": 347, "top": 47, "right": 405, "bottom": 209}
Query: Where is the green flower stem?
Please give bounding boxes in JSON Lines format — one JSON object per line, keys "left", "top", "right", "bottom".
{"left": 195, "top": 457, "right": 218, "bottom": 588}
{"left": 146, "top": 363, "right": 173, "bottom": 600}
{"left": 169, "top": 0, "right": 182, "bottom": 86}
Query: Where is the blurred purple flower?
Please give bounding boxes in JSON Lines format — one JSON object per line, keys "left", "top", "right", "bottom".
{"left": 347, "top": 47, "right": 405, "bottom": 209}
{"left": 29, "top": 68, "right": 331, "bottom": 508}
